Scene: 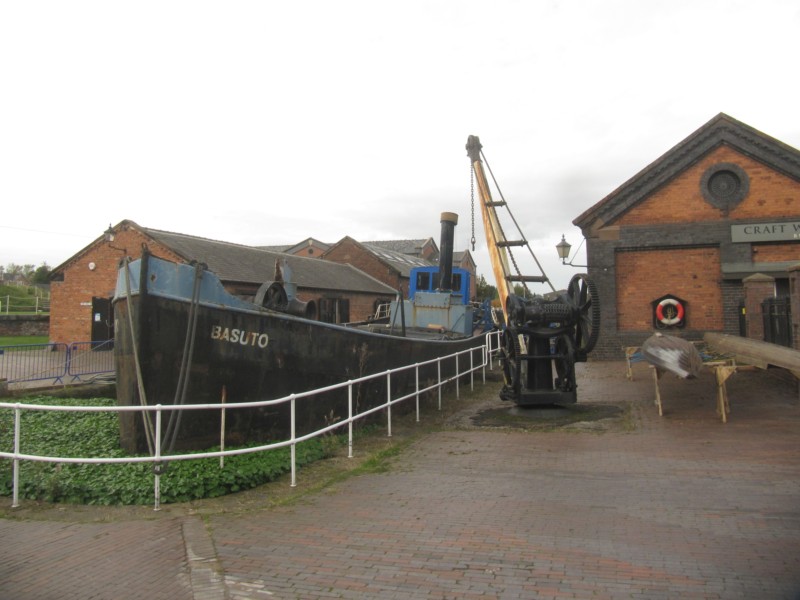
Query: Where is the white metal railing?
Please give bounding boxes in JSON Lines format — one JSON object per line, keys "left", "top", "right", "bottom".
{"left": 1, "top": 330, "right": 502, "bottom": 510}
{"left": 0, "top": 294, "right": 50, "bottom": 314}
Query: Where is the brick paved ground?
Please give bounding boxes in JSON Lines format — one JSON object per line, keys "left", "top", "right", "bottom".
{"left": 1, "top": 361, "right": 799, "bottom": 599}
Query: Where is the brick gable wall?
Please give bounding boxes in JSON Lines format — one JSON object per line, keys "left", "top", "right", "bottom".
{"left": 49, "top": 228, "right": 182, "bottom": 344}
{"left": 617, "top": 146, "right": 800, "bottom": 226}
{"left": 586, "top": 142, "right": 799, "bottom": 359}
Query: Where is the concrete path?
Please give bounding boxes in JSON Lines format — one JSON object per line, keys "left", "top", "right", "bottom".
{"left": 1, "top": 361, "right": 799, "bottom": 599}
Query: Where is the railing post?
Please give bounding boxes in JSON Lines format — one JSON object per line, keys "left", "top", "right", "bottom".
{"left": 220, "top": 386, "right": 226, "bottom": 469}
{"left": 415, "top": 364, "right": 420, "bottom": 422}
{"left": 470, "top": 349, "right": 474, "bottom": 390}
{"left": 12, "top": 404, "right": 20, "bottom": 508}
{"left": 386, "top": 371, "right": 392, "bottom": 438}
{"left": 437, "top": 359, "right": 442, "bottom": 410}
{"left": 455, "top": 354, "right": 460, "bottom": 399}
{"left": 290, "top": 394, "right": 297, "bottom": 487}
{"left": 154, "top": 406, "right": 162, "bottom": 511}
{"left": 347, "top": 382, "right": 353, "bottom": 459}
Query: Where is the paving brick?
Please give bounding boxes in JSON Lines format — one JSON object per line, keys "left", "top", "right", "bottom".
{"left": 1, "top": 362, "right": 799, "bottom": 599}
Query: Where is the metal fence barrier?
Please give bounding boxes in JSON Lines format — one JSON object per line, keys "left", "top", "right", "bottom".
{"left": 1, "top": 330, "right": 501, "bottom": 510}
{"left": 67, "top": 341, "right": 115, "bottom": 381}
{"left": 0, "top": 341, "right": 115, "bottom": 387}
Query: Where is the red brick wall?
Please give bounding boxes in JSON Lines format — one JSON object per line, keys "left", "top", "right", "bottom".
{"left": 49, "top": 227, "right": 181, "bottom": 344}
{"left": 300, "top": 290, "right": 391, "bottom": 322}
{"left": 288, "top": 243, "right": 327, "bottom": 258}
{"left": 240, "top": 286, "right": 391, "bottom": 322}
{"left": 323, "top": 239, "right": 406, "bottom": 295}
{"left": 617, "top": 146, "right": 800, "bottom": 225}
{"left": 752, "top": 243, "right": 800, "bottom": 263}
{"left": 616, "top": 247, "right": 723, "bottom": 332}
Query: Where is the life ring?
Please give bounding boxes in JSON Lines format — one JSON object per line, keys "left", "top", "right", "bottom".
{"left": 656, "top": 298, "right": 684, "bottom": 326}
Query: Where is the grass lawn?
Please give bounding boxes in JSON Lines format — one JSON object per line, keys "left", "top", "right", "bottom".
{"left": 0, "top": 335, "right": 49, "bottom": 346}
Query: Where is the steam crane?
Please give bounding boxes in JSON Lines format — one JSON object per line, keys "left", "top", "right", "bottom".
{"left": 466, "top": 135, "right": 600, "bottom": 405}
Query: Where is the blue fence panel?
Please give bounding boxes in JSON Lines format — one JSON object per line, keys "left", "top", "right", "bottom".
{"left": 67, "top": 341, "right": 115, "bottom": 382}
{"left": 0, "top": 343, "right": 69, "bottom": 385}
{"left": 0, "top": 341, "right": 116, "bottom": 387}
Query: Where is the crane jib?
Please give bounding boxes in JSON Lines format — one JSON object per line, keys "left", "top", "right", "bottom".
{"left": 466, "top": 135, "right": 601, "bottom": 407}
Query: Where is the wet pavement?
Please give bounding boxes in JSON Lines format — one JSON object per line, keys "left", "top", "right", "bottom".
{"left": 1, "top": 360, "right": 799, "bottom": 599}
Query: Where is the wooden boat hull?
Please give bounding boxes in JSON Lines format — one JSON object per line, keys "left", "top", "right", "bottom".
{"left": 113, "top": 256, "right": 487, "bottom": 453}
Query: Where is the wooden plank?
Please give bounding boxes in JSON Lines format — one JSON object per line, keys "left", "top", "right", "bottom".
{"left": 703, "top": 333, "right": 800, "bottom": 373}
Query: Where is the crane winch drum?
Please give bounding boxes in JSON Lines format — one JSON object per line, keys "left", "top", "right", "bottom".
{"left": 466, "top": 135, "right": 600, "bottom": 405}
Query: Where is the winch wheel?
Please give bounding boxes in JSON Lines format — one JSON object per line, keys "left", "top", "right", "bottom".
{"left": 553, "top": 333, "right": 576, "bottom": 392}
{"left": 565, "top": 274, "right": 600, "bottom": 359}
{"left": 257, "top": 281, "right": 288, "bottom": 311}
{"left": 499, "top": 328, "right": 522, "bottom": 397}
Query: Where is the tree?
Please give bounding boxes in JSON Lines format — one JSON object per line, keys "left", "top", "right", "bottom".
{"left": 475, "top": 274, "right": 498, "bottom": 302}
{"left": 3, "top": 263, "right": 48, "bottom": 284}
{"left": 5, "top": 263, "right": 23, "bottom": 278}
{"left": 31, "top": 263, "right": 51, "bottom": 284}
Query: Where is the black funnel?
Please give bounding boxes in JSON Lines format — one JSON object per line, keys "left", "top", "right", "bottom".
{"left": 437, "top": 212, "right": 458, "bottom": 291}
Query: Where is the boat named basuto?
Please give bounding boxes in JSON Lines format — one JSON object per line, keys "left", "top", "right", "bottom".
{"left": 113, "top": 212, "right": 493, "bottom": 453}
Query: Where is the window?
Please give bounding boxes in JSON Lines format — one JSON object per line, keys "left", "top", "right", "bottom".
{"left": 319, "top": 297, "right": 350, "bottom": 324}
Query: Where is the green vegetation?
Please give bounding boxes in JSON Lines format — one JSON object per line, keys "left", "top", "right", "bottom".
{"left": 475, "top": 274, "right": 498, "bottom": 302}
{"left": 0, "top": 282, "right": 50, "bottom": 314}
{"left": 0, "top": 396, "right": 333, "bottom": 505}
{"left": 0, "top": 336, "right": 49, "bottom": 346}
{"left": 1, "top": 263, "right": 51, "bottom": 285}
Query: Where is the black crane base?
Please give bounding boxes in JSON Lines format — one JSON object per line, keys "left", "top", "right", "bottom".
{"left": 500, "top": 386, "right": 577, "bottom": 406}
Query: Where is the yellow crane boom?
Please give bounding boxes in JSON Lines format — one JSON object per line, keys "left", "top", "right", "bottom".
{"left": 466, "top": 135, "right": 513, "bottom": 307}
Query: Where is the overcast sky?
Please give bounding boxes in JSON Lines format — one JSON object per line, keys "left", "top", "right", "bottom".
{"left": 2, "top": 0, "right": 799, "bottom": 291}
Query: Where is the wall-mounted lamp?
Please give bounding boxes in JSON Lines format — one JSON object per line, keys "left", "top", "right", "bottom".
{"left": 556, "top": 235, "right": 587, "bottom": 268}
{"left": 104, "top": 224, "right": 127, "bottom": 254}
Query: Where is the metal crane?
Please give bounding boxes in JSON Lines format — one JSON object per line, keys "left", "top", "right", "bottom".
{"left": 466, "top": 135, "right": 600, "bottom": 405}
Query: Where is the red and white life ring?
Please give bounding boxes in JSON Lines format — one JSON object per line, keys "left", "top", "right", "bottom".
{"left": 656, "top": 298, "right": 685, "bottom": 326}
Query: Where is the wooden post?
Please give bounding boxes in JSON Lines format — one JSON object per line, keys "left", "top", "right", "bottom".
{"left": 624, "top": 346, "right": 640, "bottom": 381}
{"left": 713, "top": 365, "right": 736, "bottom": 424}
{"left": 651, "top": 366, "right": 663, "bottom": 416}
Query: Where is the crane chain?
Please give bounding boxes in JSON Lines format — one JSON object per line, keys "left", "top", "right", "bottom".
{"left": 470, "top": 165, "right": 476, "bottom": 251}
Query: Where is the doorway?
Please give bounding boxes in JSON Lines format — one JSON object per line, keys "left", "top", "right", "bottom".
{"left": 91, "top": 297, "right": 114, "bottom": 344}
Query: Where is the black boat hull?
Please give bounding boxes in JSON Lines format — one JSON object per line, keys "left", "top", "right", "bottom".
{"left": 113, "top": 257, "right": 487, "bottom": 453}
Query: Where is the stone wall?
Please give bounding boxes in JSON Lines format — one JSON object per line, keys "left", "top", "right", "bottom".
{"left": 0, "top": 315, "right": 50, "bottom": 337}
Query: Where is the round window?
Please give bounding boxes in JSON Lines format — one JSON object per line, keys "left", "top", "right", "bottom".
{"left": 701, "top": 162, "right": 749, "bottom": 212}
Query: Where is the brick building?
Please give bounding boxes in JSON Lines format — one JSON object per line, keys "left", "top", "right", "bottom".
{"left": 261, "top": 237, "right": 331, "bottom": 258}
{"left": 322, "top": 237, "right": 477, "bottom": 300}
{"left": 574, "top": 114, "right": 800, "bottom": 359}
{"left": 49, "top": 221, "right": 395, "bottom": 345}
